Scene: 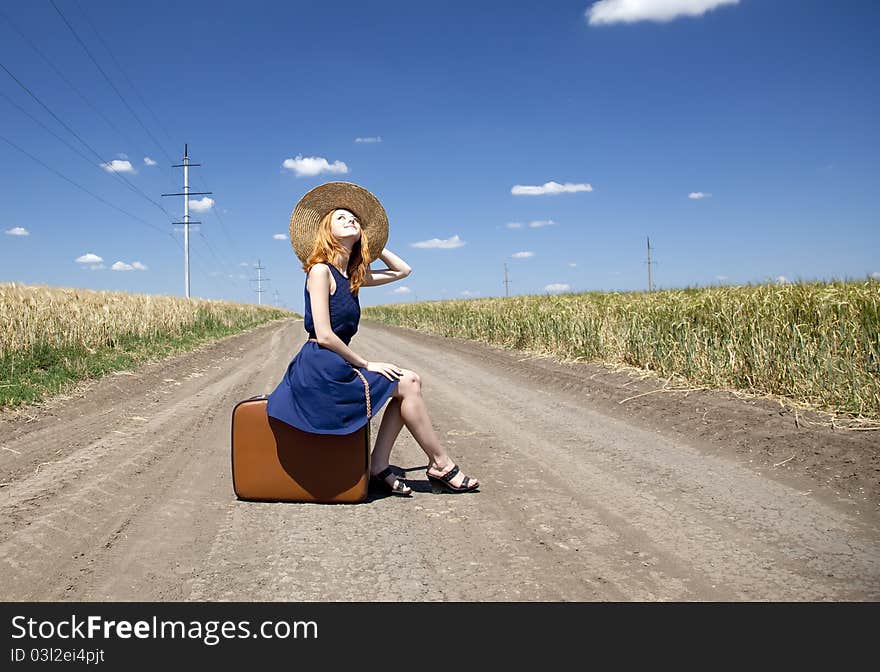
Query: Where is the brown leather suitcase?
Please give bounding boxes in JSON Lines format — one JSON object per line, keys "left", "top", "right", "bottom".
{"left": 230, "top": 395, "right": 371, "bottom": 503}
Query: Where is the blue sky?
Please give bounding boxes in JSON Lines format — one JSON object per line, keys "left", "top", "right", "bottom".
{"left": 1, "top": 0, "right": 878, "bottom": 309}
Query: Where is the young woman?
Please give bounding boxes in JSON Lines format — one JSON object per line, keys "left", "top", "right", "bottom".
{"left": 266, "top": 182, "right": 480, "bottom": 497}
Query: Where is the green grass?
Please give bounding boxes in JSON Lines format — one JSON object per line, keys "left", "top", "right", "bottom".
{"left": 0, "top": 310, "right": 289, "bottom": 409}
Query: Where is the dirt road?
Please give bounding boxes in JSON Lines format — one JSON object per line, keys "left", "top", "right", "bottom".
{"left": 1, "top": 319, "right": 878, "bottom": 601}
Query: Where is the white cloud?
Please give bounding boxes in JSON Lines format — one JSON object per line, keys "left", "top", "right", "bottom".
{"left": 354, "top": 136, "right": 382, "bottom": 143}
{"left": 410, "top": 234, "right": 465, "bottom": 249}
{"left": 116, "top": 152, "right": 128, "bottom": 159}
{"left": 100, "top": 159, "right": 135, "bottom": 173}
{"left": 568, "top": 262, "right": 577, "bottom": 267}
{"left": 239, "top": 261, "right": 252, "bottom": 267}
{"left": 282, "top": 154, "right": 349, "bottom": 177}
{"left": 689, "top": 191, "right": 712, "bottom": 199}
{"left": 716, "top": 274, "right": 728, "bottom": 281}
{"left": 189, "top": 197, "right": 214, "bottom": 212}
{"left": 871, "top": 272, "right": 880, "bottom": 280}
{"left": 4, "top": 226, "right": 29, "bottom": 236}
{"left": 75, "top": 253, "right": 103, "bottom": 264}
{"left": 88, "top": 264, "right": 105, "bottom": 271}
{"left": 776, "top": 275, "right": 789, "bottom": 285}
{"left": 587, "top": 0, "right": 739, "bottom": 26}
{"left": 392, "top": 286, "right": 412, "bottom": 294}
{"left": 544, "top": 283, "right": 570, "bottom": 293}
{"left": 505, "top": 222, "right": 523, "bottom": 229}
{"left": 273, "top": 233, "right": 287, "bottom": 240}
{"left": 511, "top": 251, "right": 534, "bottom": 259}
{"left": 511, "top": 181, "right": 593, "bottom": 196}
{"left": 461, "top": 289, "right": 480, "bottom": 297}
{"left": 106, "top": 259, "right": 146, "bottom": 272}
{"left": 528, "top": 219, "right": 555, "bottom": 228}
{"left": 144, "top": 156, "right": 157, "bottom": 166}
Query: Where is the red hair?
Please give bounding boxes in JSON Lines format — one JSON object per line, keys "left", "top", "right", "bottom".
{"left": 303, "top": 209, "right": 372, "bottom": 296}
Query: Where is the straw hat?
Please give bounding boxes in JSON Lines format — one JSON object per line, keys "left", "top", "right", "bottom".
{"left": 288, "top": 181, "right": 389, "bottom": 264}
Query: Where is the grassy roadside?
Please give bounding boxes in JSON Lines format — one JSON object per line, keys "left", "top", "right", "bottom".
{"left": 0, "top": 283, "right": 297, "bottom": 409}
{"left": 363, "top": 280, "right": 880, "bottom": 419}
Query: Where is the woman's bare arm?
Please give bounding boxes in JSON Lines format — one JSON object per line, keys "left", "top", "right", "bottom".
{"left": 365, "top": 248, "right": 412, "bottom": 287}
{"left": 307, "top": 265, "right": 370, "bottom": 368}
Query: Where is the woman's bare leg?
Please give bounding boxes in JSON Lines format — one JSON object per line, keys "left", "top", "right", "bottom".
{"left": 390, "top": 370, "right": 479, "bottom": 490}
{"left": 371, "top": 398, "right": 409, "bottom": 492}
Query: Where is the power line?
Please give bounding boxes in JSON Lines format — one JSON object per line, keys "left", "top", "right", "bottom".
{"left": 191, "top": 170, "right": 266, "bottom": 295}
{"left": 72, "top": 0, "right": 178, "bottom": 147}
{"left": 197, "top": 231, "right": 243, "bottom": 289}
{"left": 65, "top": 4, "right": 242, "bottom": 286}
{"left": 200, "top": 228, "right": 243, "bottom": 281}
{"left": 68, "top": 0, "right": 180, "bottom": 186}
{"left": 49, "top": 1, "right": 245, "bottom": 282}
{"left": 0, "top": 131, "right": 172, "bottom": 239}
{"left": 49, "top": 0, "right": 176, "bottom": 167}
{"left": 0, "top": 129, "right": 238, "bottom": 296}
{"left": 187, "top": 235, "right": 240, "bottom": 292}
{"left": 0, "top": 88, "right": 174, "bottom": 220}
{"left": 0, "top": 6, "right": 178, "bottom": 192}
{"left": 184, "top": 240, "right": 231, "bottom": 297}
{"left": 0, "top": 131, "right": 236, "bottom": 294}
{"left": 0, "top": 100, "right": 235, "bottom": 294}
{"left": 0, "top": 60, "right": 175, "bottom": 219}
{"left": 3, "top": 5, "right": 242, "bottom": 298}
{"left": 194, "top": 172, "right": 241, "bottom": 260}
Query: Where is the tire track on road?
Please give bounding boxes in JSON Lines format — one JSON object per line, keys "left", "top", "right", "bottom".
{"left": 1, "top": 319, "right": 878, "bottom": 600}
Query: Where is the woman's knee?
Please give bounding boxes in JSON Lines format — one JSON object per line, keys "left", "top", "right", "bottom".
{"left": 396, "top": 368, "right": 421, "bottom": 394}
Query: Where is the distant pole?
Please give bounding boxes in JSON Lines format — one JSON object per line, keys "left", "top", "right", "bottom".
{"left": 273, "top": 288, "right": 281, "bottom": 307}
{"left": 250, "top": 259, "right": 270, "bottom": 305}
{"left": 646, "top": 236, "right": 653, "bottom": 292}
{"left": 162, "top": 144, "right": 212, "bottom": 298}
{"left": 503, "top": 263, "right": 511, "bottom": 298}
{"left": 183, "top": 148, "right": 190, "bottom": 297}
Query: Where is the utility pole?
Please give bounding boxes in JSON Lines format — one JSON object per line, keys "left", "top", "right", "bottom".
{"left": 503, "top": 262, "right": 511, "bottom": 298}
{"left": 162, "top": 144, "right": 212, "bottom": 298}
{"left": 646, "top": 236, "right": 654, "bottom": 292}
{"left": 273, "top": 288, "right": 281, "bottom": 307}
{"left": 250, "top": 259, "right": 270, "bottom": 305}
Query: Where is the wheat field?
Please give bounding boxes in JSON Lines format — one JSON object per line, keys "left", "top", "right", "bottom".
{"left": 0, "top": 282, "right": 293, "bottom": 407}
{"left": 363, "top": 280, "right": 880, "bottom": 419}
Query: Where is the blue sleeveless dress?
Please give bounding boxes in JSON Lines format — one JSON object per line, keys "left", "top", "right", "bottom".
{"left": 266, "top": 262, "right": 400, "bottom": 435}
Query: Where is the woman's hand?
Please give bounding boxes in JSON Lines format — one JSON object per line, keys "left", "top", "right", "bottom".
{"left": 365, "top": 361, "right": 404, "bottom": 381}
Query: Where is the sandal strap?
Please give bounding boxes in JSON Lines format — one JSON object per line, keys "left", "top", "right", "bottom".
{"left": 460, "top": 475, "right": 470, "bottom": 490}
{"left": 437, "top": 464, "right": 460, "bottom": 483}
{"left": 374, "top": 466, "right": 395, "bottom": 480}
